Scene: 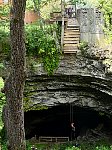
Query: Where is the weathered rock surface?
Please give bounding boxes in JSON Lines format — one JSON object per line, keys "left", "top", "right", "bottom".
{"left": 25, "top": 53, "right": 112, "bottom": 116}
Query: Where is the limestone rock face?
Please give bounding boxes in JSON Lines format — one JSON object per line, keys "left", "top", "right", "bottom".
{"left": 25, "top": 54, "right": 112, "bottom": 116}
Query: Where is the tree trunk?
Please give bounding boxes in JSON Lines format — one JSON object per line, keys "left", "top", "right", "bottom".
{"left": 3, "top": 0, "right": 26, "bottom": 149}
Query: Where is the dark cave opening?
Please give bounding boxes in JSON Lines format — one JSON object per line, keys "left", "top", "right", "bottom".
{"left": 24, "top": 105, "right": 112, "bottom": 140}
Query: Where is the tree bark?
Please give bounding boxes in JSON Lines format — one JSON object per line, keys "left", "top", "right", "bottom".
{"left": 3, "top": 0, "right": 26, "bottom": 149}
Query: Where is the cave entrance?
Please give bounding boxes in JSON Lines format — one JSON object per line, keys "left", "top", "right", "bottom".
{"left": 24, "top": 104, "right": 112, "bottom": 140}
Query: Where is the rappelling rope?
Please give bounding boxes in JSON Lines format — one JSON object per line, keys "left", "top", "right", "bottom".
{"left": 69, "top": 74, "right": 74, "bottom": 140}
{"left": 70, "top": 103, "right": 73, "bottom": 123}
{"left": 69, "top": 75, "right": 73, "bottom": 123}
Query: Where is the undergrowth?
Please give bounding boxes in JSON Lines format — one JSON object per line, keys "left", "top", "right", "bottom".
{"left": 1, "top": 138, "right": 111, "bottom": 150}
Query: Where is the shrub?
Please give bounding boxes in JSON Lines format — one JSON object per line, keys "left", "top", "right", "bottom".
{"left": 0, "top": 22, "right": 61, "bottom": 75}
{"left": 25, "top": 23, "right": 61, "bottom": 75}
{"left": 78, "top": 41, "right": 89, "bottom": 56}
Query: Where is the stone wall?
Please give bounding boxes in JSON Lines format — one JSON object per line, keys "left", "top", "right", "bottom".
{"left": 77, "top": 8, "right": 104, "bottom": 45}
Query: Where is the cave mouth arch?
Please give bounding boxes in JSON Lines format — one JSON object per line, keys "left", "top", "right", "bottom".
{"left": 24, "top": 104, "right": 112, "bottom": 140}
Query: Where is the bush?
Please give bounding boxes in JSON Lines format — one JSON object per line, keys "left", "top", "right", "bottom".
{"left": 25, "top": 23, "right": 60, "bottom": 75}
{"left": 0, "top": 22, "right": 61, "bottom": 75}
{"left": 96, "top": 145, "right": 112, "bottom": 150}
{"left": 1, "top": 142, "right": 7, "bottom": 150}
{"left": 78, "top": 41, "right": 89, "bottom": 56}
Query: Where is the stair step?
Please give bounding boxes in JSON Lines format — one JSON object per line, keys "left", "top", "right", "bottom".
{"left": 64, "top": 31, "right": 80, "bottom": 34}
{"left": 67, "top": 28, "right": 79, "bottom": 30}
{"left": 63, "top": 50, "right": 77, "bottom": 54}
{"left": 64, "top": 46, "right": 78, "bottom": 50}
{"left": 64, "top": 50, "right": 78, "bottom": 52}
{"left": 65, "top": 30, "right": 80, "bottom": 32}
{"left": 64, "top": 41, "right": 79, "bottom": 44}
{"left": 67, "top": 18, "right": 79, "bottom": 27}
{"left": 67, "top": 26, "right": 79, "bottom": 27}
{"left": 67, "top": 26, "right": 79, "bottom": 28}
{"left": 64, "top": 43, "right": 79, "bottom": 46}
{"left": 64, "top": 49, "right": 77, "bottom": 52}
{"left": 65, "top": 29, "right": 80, "bottom": 33}
{"left": 64, "top": 34, "right": 80, "bottom": 37}
{"left": 67, "top": 25, "right": 79, "bottom": 28}
{"left": 67, "top": 27, "right": 79, "bottom": 30}
{"left": 64, "top": 49, "right": 78, "bottom": 52}
{"left": 66, "top": 29, "right": 80, "bottom": 32}
{"left": 64, "top": 37, "right": 79, "bottom": 41}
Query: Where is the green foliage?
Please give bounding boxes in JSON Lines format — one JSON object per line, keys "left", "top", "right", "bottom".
{"left": 26, "top": 0, "right": 56, "bottom": 10}
{"left": 1, "top": 138, "right": 112, "bottom": 150}
{"left": 70, "top": 0, "right": 79, "bottom": 4}
{"left": 0, "top": 4, "right": 10, "bottom": 59}
{"left": 0, "top": 92, "right": 5, "bottom": 128}
{"left": 0, "top": 2, "right": 61, "bottom": 75}
{"left": 1, "top": 140, "right": 33, "bottom": 150}
{"left": 65, "top": 147, "right": 81, "bottom": 150}
{"left": 1, "top": 142, "right": 7, "bottom": 150}
{"left": 78, "top": 138, "right": 111, "bottom": 150}
{"left": 79, "top": 41, "right": 88, "bottom": 50}
{"left": 70, "top": 0, "right": 87, "bottom": 5}
{"left": 24, "top": 96, "right": 48, "bottom": 112}
{"left": 0, "top": 4, "right": 10, "bottom": 16}
{"left": 41, "top": 42, "right": 60, "bottom": 75}
{"left": 0, "top": 63, "right": 4, "bottom": 69}
{"left": 25, "top": 22, "right": 60, "bottom": 75}
{"left": 26, "top": 0, "right": 35, "bottom": 10}
{"left": 0, "top": 21, "right": 60, "bottom": 74}
{"left": 79, "top": 41, "right": 89, "bottom": 56}
{"left": 0, "top": 78, "right": 5, "bottom": 130}
{"left": 26, "top": 141, "right": 33, "bottom": 150}
{"left": 98, "top": 0, "right": 112, "bottom": 41}
{"left": 0, "top": 126, "right": 7, "bottom": 145}
{"left": 0, "top": 21, "right": 10, "bottom": 57}
{"left": 0, "top": 78, "right": 6, "bottom": 149}
{"left": 96, "top": 145, "right": 112, "bottom": 150}
{"left": 24, "top": 138, "right": 112, "bottom": 150}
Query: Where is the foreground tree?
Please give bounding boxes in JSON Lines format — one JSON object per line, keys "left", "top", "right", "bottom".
{"left": 3, "top": 0, "right": 27, "bottom": 149}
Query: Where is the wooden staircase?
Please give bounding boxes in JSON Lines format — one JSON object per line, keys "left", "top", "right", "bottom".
{"left": 63, "top": 18, "right": 80, "bottom": 54}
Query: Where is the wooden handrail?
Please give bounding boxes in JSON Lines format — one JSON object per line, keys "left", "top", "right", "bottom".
{"left": 61, "top": 1, "right": 65, "bottom": 52}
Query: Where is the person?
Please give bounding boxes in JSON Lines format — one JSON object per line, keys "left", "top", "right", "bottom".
{"left": 68, "top": 7, "right": 73, "bottom": 18}
{"left": 71, "top": 122, "right": 76, "bottom": 140}
{"left": 65, "top": 8, "right": 68, "bottom": 17}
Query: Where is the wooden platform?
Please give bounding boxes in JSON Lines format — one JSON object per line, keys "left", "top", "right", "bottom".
{"left": 39, "top": 136, "right": 69, "bottom": 143}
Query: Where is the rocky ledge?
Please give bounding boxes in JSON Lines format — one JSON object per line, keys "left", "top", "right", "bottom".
{"left": 25, "top": 53, "right": 112, "bottom": 115}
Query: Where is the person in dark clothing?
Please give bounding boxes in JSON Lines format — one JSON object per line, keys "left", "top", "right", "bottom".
{"left": 68, "top": 7, "right": 73, "bottom": 18}
{"left": 65, "top": 8, "right": 68, "bottom": 16}
{"left": 71, "top": 122, "right": 76, "bottom": 140}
